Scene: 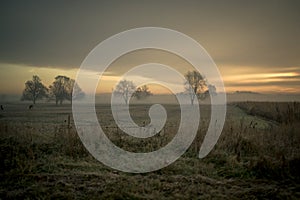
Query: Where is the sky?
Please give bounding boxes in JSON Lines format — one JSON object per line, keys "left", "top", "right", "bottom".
{"left": 0, "top": 0, "right": 299, "bottom": 95}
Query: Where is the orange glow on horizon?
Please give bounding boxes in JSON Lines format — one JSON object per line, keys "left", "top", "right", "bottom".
{"left": 0, "top": 63, "right": 299, "bottom": 95}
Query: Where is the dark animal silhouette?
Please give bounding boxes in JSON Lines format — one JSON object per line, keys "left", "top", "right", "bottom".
{"left": 0, "top": 105, "right": 3, "bottom": 110}
{"left": 29, "top": 105, "right": 33, "bottom": 110}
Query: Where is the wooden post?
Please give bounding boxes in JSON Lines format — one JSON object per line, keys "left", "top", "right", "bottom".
{"left": 68, "top": 114, "right": 71, "bottom": 129}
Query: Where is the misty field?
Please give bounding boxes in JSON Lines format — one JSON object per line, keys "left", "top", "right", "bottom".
{"left": 0, "top": 102, "right": 299, "bottom": 199}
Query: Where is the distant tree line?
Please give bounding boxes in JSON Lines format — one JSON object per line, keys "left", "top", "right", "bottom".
{"left": 114, "top": 70, "right": 216, "bottom": 105}
{"left": 22, "top": 70, "right": 216, "bottom": 106}
{"left": 21, "top": 75, "right": 85, "bottom": 105}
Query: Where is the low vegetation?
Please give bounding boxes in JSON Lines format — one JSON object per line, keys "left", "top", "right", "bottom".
{"left": 0, "top": 102, "right": 299, "bottom": 199}
{"left": 235, "top": 101, "right": 300, "bottom": 124}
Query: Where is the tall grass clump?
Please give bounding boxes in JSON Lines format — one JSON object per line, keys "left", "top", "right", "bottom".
{"left": 211, "top": 102, "right": 300, "bottom": 179}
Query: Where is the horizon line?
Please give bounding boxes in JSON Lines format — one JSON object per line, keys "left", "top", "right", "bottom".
{"left": 2, "top": 91, "right": 300, "bottom": 96}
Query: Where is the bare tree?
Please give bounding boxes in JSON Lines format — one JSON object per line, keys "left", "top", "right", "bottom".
{"left": 133, "top": 85, "right": 152, "bottom": 100}
{"left": 114, "top": 79, "right": 136, "bottom": 105}
{"left": 49, "top": 75, "right": 84, "bottom": 105}
{"left": 65, "top": 79, "right": 85, "bottom": 104}
{"left": 184, "top": 70, "right": 207, "bottom": 105}
{"left": 21, "top": 75, "right": 48, "bottom": 104}
{"left": 207, "top": 84, "right": 217, "bottom": 96}
{"left": 49, "top": 75, "right": 69, "bottom": 105}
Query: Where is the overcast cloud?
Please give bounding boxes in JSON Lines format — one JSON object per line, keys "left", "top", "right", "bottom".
{"left": 0, "top": 0, "right": 299, "bottom": 68}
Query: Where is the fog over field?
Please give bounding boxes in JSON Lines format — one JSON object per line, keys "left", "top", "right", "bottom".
{"left": 1, "top": 92, "right": 300, "bottom": 105}
{"left": 1, "top": 0, "right": 300, "bottom": 199}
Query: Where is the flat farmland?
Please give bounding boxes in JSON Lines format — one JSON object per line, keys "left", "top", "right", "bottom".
{"left": 0, "top": 102, "right": 299, "bottom": 199}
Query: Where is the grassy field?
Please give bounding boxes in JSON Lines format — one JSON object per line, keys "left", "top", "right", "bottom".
{"left": 0, "top": 102, "right": 299, "bottom": 199}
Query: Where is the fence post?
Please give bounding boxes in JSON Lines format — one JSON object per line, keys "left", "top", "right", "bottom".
{"left": 68, "top": 114, "right": 71, "bottom": 129}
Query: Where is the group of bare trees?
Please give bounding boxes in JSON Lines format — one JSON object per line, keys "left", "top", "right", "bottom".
{"left": 114, "top": 70, "right": 215, "bottom": 105}
{"left": 21, "top": 70, "right": 215, "bottom": 105}
{"left": 184, "top": 70, "right": 216, "bottom": 105}
{"left": 114, "top": 80, "right": 152, "bottom": 104}
{"left": 21, "top": 75, "right": 84, "bottom": 105}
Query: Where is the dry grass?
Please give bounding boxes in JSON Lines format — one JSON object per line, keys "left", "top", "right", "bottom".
{"left": 235, "top": 101, "right": 300, "bottom": 124}
{"left": 0, "top": 102, "right": 299, "bottom": 199}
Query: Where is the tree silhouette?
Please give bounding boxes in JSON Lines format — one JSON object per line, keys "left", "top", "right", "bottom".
{"left": 65, "top": 79, "right": 85, "bottom": 104}
{"left": 114, "top": 79, "right": 136, "bottom": 105}
{"left": 184, "top": 70, "right": 207, "bottom": 105}
{"left": 49, "top": 75, "right": 69, "bottom": 105}
{"left": 21, "top": 75, "right": 48, "bottom": 104}
{"left": 207, "top": 84, "right": 217, "bottom": 96}
{"left": 133, "top": 85, "right": 152, "bottom": 100}
{"left": 49, "top": 75, "right": 84, "bottom": 105}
